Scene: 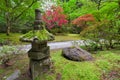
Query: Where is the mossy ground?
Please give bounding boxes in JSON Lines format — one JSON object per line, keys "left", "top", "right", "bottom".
{"left": 0, "top": 33, "right": 24, "bottom": 45}
{"left": 0, "top": 33, "right": 80, "bottom": 45}
{"left": 0, "top": 49, "right": 120, "bottom": 80}
{"left": 53, "top": 34, "right": 81, "bottom": 42}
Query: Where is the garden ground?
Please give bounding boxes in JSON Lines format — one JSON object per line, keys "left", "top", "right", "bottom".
{"left": 0, "top": 49, "right": 120, "bottom": 80}
{"left": 0, "top": 33, "right": 80, "bottom": 45}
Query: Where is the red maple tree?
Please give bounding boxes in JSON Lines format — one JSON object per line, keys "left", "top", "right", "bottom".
{"left": 72, "top": 14, "right": 95, "bottom": 29}
{"left": 42, "top": 6, "right": 68, "bottom": 29}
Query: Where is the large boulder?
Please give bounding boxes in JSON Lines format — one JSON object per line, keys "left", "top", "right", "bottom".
{"left": 62, "top": 47, "right": 93, "bottom": 61}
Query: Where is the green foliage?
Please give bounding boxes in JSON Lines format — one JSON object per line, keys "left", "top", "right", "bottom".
{"left": 61, "top": 0, "right": 97, "bottom": 20}
{"left": 80, "top": 20, "right": 120, "bottom": 50}
{"left": 80, "top": 1, "right": 120, "bottom": 50}
{"left": 0, "top": 0, "right": 40, "bottom": 34}
{"left": 0, "top": 45, "right": 17, "bottom": 65}
{"left": 93, "top": 2, "right": 119, "bottom": 21}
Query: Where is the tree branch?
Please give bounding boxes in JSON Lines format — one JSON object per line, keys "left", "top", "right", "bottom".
{"left": 14, "top": 0, "right": 38, "bottom": 21}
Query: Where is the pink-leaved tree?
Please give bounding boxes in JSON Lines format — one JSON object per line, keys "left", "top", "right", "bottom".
{"left": 42, "top": 6, "right": 68, "bottom": 29}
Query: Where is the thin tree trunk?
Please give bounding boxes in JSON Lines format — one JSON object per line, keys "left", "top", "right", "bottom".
{"left": 6, "top": 21, "right": 11, "bottom": 36}
{"left": 5, "top": 0, "right": 11, "bottom": 36}
{"left": 5, "top": 12, "right": 11, "bottom": 36}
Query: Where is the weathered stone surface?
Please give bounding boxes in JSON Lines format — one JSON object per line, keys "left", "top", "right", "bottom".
{"left": 31, "top": 40, "right": 47, "bottom": 51}
{"left": 6, "top": 70, "right": 21, "bottom": 80}
{"left": 20, "top": 9, "right": 53, "bottom": 80}
{"left": 35, "top": 9, "right": 41, "bottom": 20}
{"left": 30, "top": 58, "right": 52, "bottom": 79}
{"left": 62, "top": 47, "right": 93, "bottom": 61}
{"left": 28, "top": 46, "right": 50, "bottom": 60}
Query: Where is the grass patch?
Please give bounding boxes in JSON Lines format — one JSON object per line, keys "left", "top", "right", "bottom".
{"left": 53, "top": 34, "right": 81, "bottom": 42}
{"left": 48, "top": 51, "right": 100, "bottom": 80}
{"left": 0, "top": 33, "right": 81, "bottom": 45}
{"left": 37, "top": 50, "right": 120, "bottom": 80}
{"left": 0, "top": 33, "right": 24, "bottom": 45}
{"left": 0, "top": 49, "right": 120, "bottom": 80}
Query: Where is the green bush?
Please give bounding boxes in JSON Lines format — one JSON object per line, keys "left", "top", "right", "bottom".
{"left": 0, "top": 38, "right": 5, "bottom": 45}
{"left": 0, "top": 46, "right": 17, "bottom": 65}
{"left": 80, "top": 21, "right": 120, "bottom": 50}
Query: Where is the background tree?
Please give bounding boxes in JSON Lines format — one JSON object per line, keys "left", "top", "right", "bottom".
{"left": 0, "top": 0, "right": 39, "bottom": 35}
{"left": 40, "top": 0, "right": 57, "bottom": 12}
{"left": 60, "top": 0, "right": 97, "bottom": 21}
{"left": 42, "top": 6, "right": 68, "bottom": 29}
{"left": 80, "top": 1, "right": 120, "bottom": 50}
{"left": 72, "top": 14, "right": 95, "bottom": 30}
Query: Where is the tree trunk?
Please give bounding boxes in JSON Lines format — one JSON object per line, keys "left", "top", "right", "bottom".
{"left": 6, "top": 22, "right": 11, "bottom": 36}
{"left": 5, "top": 0, "right": 11, "bottom": 36}
{"left": 6, "top": 13, "right": 11, "bottom": 36}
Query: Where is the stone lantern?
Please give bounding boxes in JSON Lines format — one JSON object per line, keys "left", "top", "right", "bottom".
{"left": 20, "top": 9, "right": 54, "bottom": 80}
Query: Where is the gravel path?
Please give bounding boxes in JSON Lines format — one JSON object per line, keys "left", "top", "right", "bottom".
{"left": 21, "top": 40, "right": 85, "bottom": 51}
{"left": 0, "top": 40, "right": 85, "bottom": 53}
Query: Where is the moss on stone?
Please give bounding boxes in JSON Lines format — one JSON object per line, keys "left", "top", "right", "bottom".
{"left": 20, "top": 29, "right": 54, "bottom": 42}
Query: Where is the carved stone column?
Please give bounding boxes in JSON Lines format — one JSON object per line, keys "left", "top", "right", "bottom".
{"left": 28, "top": 39, "right": 51, "bottom": 79}
{"left": 28, "top": 9, "right": 52, "bottom": 80}
{"left": 20, "top": 9, "right": 54, "bottom": 80}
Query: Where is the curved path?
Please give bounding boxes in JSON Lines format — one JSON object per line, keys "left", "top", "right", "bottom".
{"left": 18, "top": 40, "right": 85, "bottom": 52}
{"left": 0, "top": 40, "right": 86, "bottom": 53}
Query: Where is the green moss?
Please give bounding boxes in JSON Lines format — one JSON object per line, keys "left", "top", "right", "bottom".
{"left": 20, "top": 29, "right": 54, "bottom": 42}
{"left": 51, "top": 50, "right": 101, "bottom": 80}
{"left": 0, "top": 33, "right": 23, "bottom": 45}
{"left": 0, "top": 49, "right": 120, "bottom": 80}
{"left": 53, "top": 34, "right": 81, "bottom": 42}
{"left": 47, "top": 50, "right": 120, "bottom": 80}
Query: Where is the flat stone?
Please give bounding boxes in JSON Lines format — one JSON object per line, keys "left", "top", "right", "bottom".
{"left": 62, "top": 47, "right": 93, "bottom": 61}
{"left": 6, "top": 70, "right": 21, "bottom": 80}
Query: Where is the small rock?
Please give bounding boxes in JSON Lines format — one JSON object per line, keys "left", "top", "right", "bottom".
{"left": 6, "top": 70, "right": 21, "bottom": 80}
{"left": 62, "top": 47, "right": 93, "bottom": 61}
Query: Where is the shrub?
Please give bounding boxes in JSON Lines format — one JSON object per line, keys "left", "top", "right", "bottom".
{"left": 72, "top": 14, "right": 95, "bottom": 30}
{"left": 80, "top": 20, "right": 120, "bottom": 50}
{"left": 0, "top": 45, "right": 25, "bottom": 66}
{"left": 42, "top": 6, "right": 68, "bottom": 29}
